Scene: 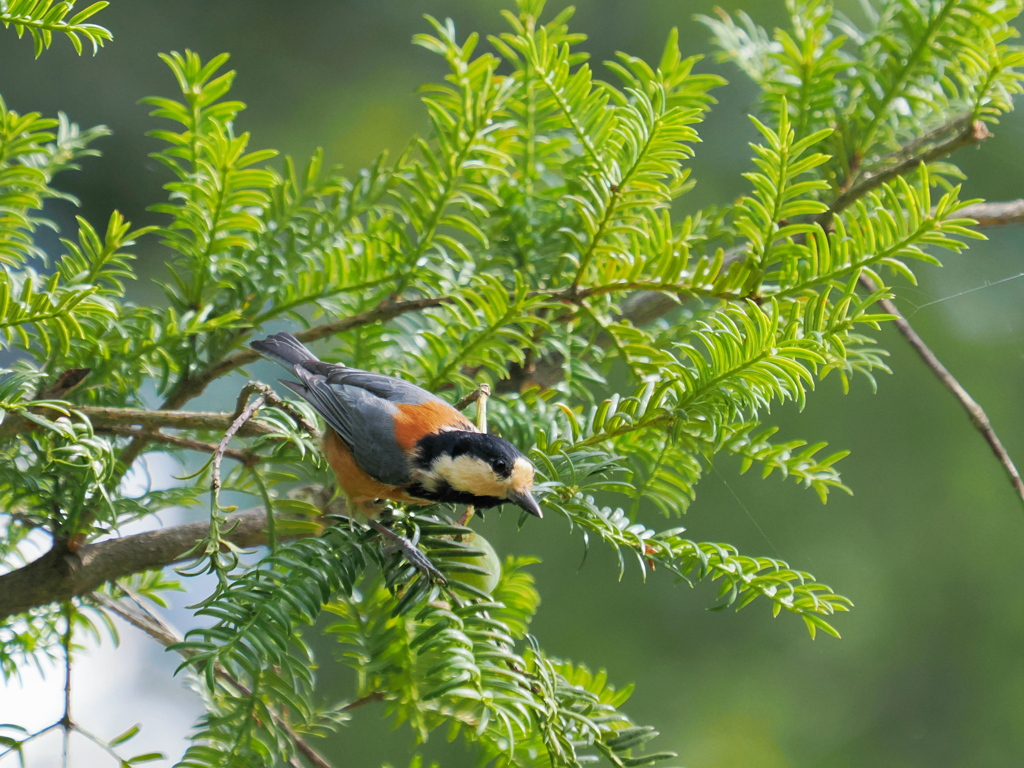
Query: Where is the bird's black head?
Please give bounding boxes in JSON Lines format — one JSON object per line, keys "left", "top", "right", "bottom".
{"left": 409, "top": 431, "right": 541, "bottom": 517}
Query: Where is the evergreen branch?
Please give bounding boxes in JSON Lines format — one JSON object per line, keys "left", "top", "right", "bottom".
{"left": 536, "top": 69, "right": 604, "bottom": 169}
{"left": 395, "top": 18, "right": 513, "bottom": 293}
{"left": 88, "top": 590, "right": 337, "bottom": 768}
{"left": 536, "top": 474, "right": 851, "bottom": 633}
{"left": 777, "top": 167, "right": 979, "bottom": 301}
{"left": 860, "top": 273, "right": 1024, "bottom": 507}
{"left": 856, "top": 0, "right": 959, "bottom": 155}
{"left": 156, "top": 276, "right": 722, "bottom": 415}
{"left": 569, "top": 279, "right": 739, "bottom": 303}
{"left": 0, "top": 0, "right": 112, "bottom": 57}
{"left": 566, "top": 193, "right": 1017, "bottom": 386}
{"left": 249, "top": 273, "right": 401, "bottom": 328}
{"left": 736, "top": 107, "right": 830, "bottom": 273}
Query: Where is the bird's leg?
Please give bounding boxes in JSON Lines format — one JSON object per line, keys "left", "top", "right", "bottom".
{"left": 376, "top": 504, "right": 396, "bottom": 527}
{"left": 367, "top": 511, "right": 446, "bottom": 584}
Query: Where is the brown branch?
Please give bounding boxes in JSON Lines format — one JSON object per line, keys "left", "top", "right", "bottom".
{"left": 0, "top": 405, "right": 280, "bottom": 444}
{"left": 237, "top": 382, "right": 319, "bottom": 437}
{"left": 860, "top": 274, "right": 1024, "bottom": 506}
{"left": 36, "top": 368, "right": 91, "bottom": 400}
{"left": 957, "top": 199, "right": 1024, "bottom": 226}
{"left": 340, "top": 691, "right": 385, "bottom": 711}
{"left": 877, "top": 113, "right": 975, "bottom": 167}
{"left": 80, "top": 405, "right": 280, "bottom": 435}
{"left": 0, "top": 504, "right": 334, "bottom": 623}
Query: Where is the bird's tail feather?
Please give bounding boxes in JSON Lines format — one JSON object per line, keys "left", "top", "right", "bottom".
{"left": 250, "top": 332, "right": 319, "bottom": 370}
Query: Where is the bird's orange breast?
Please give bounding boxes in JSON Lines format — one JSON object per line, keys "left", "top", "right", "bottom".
{"left": 323, "top": 429, "right": 420, "bottom": 514}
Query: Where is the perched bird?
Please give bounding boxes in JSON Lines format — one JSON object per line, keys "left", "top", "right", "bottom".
{"left": 250, "top": 332, "right": 541, "bottom": 577}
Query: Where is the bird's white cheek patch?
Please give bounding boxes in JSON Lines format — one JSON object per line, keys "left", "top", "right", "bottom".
{"left": 431, "top": 455, "right": 507, "bottom": 498}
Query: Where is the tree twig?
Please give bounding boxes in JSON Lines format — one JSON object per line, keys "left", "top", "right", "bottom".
{"left": 340, "top": 691, "right": 385, "bottom": 711}
{"left": 822, "top": 117, "right": 991, "bottom": 224}
{"left": 211, "top": 385, "right": 270, "bottom": 505}
{"left": 454, "top": 382, "right": 491, "bottom": 413}
{"left": 61, "top": 601, "right": 73, "bottom": 768}
{"left": 860, "top": 274, "right": 1024, "bottom": 506}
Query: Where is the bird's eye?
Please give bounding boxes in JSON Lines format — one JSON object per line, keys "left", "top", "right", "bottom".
{"left": 491, "top": 458, "right": 509, "bottom": 475}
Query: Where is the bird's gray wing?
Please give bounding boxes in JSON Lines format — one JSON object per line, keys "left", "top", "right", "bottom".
{"left": 281, "top": 373, "right": 412, "bottom": 487}
{"left": 300, "top": 361, "right": 441, "bottom": 406}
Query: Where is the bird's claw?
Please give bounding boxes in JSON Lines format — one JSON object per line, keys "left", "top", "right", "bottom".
{"left": 368, "top": 516, "right": 446, "bottom": 584}
{"left": 395, "top": 541, "right": 446, "bottom": 583}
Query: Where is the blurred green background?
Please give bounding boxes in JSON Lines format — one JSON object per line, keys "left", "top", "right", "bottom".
{"left": 4, "top": 1, "right": 1024, "bottom": 766}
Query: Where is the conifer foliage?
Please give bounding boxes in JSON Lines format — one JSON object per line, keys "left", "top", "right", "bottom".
{"left": 0, "top": 0, "right": 1021, "bottom": 765}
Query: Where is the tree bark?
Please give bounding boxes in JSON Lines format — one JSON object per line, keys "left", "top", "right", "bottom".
{"left": 0, "top": 508, "right": 325, "bottom": 622}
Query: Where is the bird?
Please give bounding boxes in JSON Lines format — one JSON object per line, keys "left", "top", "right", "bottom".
{"left": 250, "top": 332, "right": 542, "bottom": 579}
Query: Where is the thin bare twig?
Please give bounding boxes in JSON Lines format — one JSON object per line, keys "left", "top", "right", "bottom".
{"left": 877, "top": 113, "right": 975, "bottom": 167}
{"left": 253, "top": 383, "right": 320, "bottom": 438}
{"left": 340, "top": 691, "right": 385, "bottom": 711}
{"left": 211, "top": 387, "right": 270, "bottom": 503}
{"left": 210, "top": 382, "right": 320, "bottom": 529}
{"left": 861, "top": 274, "right": 1024, "bottom": 506}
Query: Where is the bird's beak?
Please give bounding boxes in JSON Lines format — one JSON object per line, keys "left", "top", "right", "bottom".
{"left": 507, "top": 488, "right": 543, "bottom": 518}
